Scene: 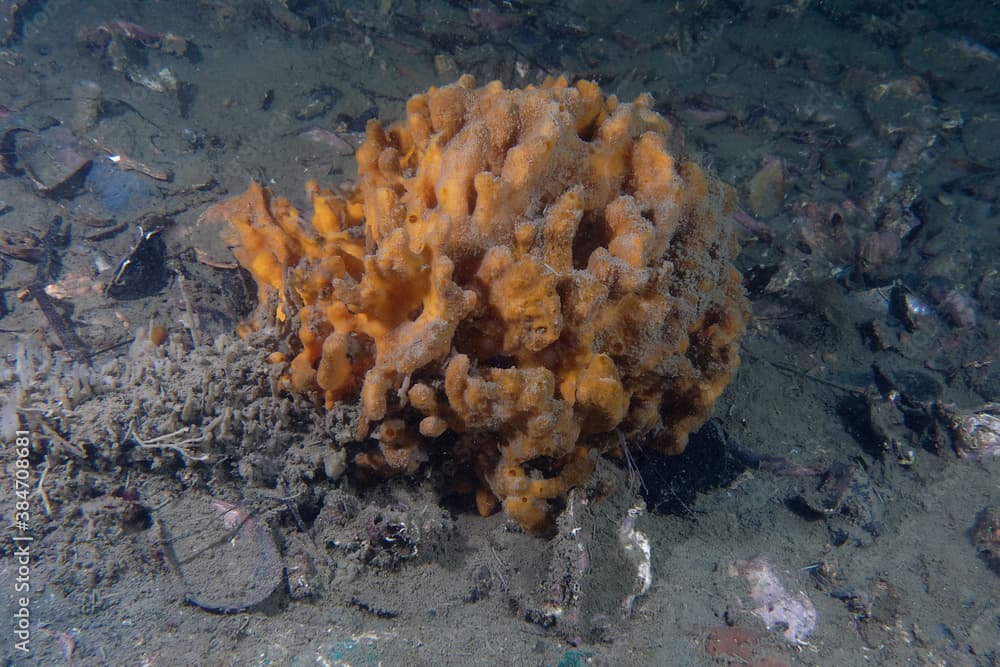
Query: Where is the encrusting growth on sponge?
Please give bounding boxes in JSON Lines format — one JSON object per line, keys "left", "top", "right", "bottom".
{"left": 216, "top": 75, "right": 749, "bottom": 535}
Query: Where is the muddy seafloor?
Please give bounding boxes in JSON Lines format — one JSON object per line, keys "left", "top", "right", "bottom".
{"left": 1, "top": 1, "right": 999, "bottom": 665}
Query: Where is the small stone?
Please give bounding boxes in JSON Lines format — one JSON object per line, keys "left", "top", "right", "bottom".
{"left": 434, "top": 54, "right": 457, "bottom": 77}
{"left": 16, "top": 126, "right": 92, "bottom": 194}
{"left": 973, "top": 506, "right": 1000, "bottom": 563}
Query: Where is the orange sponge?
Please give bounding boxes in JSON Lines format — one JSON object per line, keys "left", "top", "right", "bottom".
{"left": 223, "top": 76, "right": 749, "bottom": 534}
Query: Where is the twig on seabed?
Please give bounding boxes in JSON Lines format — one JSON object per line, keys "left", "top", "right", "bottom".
{"left": 124, "top": 420, "right": 209, "bottom": 462}
{"left": 37, "top": 457, "right": 52, "bottom": 517}
{"left": 28, "top": 217, "right": 91, "bottom": 363}
{"left": 19, "top": 410, "right": 87, "bottom": 459}
{"left": 175, "top": 271, "right": 201, "bottom": 347}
